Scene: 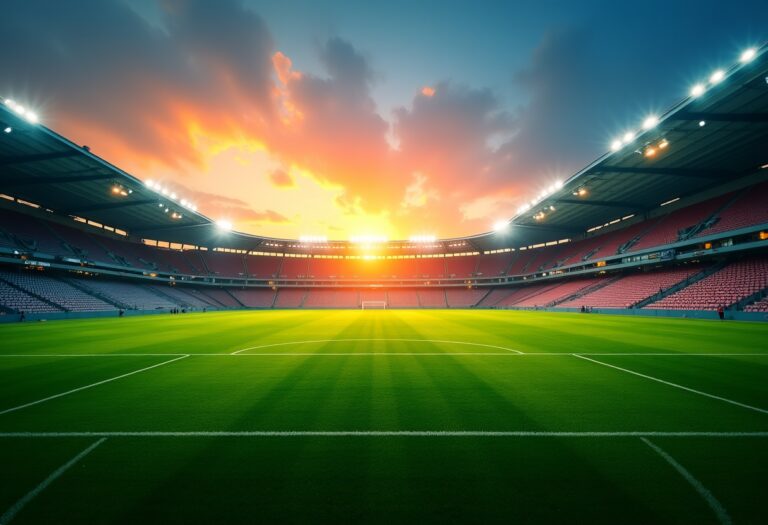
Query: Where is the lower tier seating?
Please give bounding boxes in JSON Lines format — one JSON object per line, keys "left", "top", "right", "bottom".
{"left": 645, "top": 258, "right": 768, "bottom": 310}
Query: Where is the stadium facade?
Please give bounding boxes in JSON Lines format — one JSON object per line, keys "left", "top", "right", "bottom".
{"left": 1, "top": 45, "right": 767, "bottom": 320}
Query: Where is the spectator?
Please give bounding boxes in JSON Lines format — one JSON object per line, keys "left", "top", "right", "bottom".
{"left": 717, "top": 305, "right": 725, "bottom": 320}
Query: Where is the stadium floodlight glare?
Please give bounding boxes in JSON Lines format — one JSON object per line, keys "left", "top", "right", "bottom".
{"left": 3, "top": 127, "right": 10, "bottom": 134}
{"left": 642, "top": 115, "right": 659, "bottom": 130}
{"left": 610, "top": 139, "right": 622, "bottom": 152}
{"left": 493, "top": 220, "right": 509, "bottom": 232}
{"left": 699, "top": 120, "right": 706, "bottom": 127}
{"left": 409, "top": 235, "right": 437, "bottom": 243}
{"left": 709, "top": 69, "right": 725, "bottom": 84}
{"left": 299, "top": 235, "right": 328, "bottom": 243}
{"left": 622, "top": 131, "right": 635, "bottom": 144}
{"left": 350, "top": 234, "right": 388, "bottom": 244}
{"left": 216, "top": 219, "right": 233, "bottom": 232}
{"left": 517, "top": 203, "right": 531, "bottom": 215}
{"left": 740, "top": 47, "right": 757, "bottom": 63}
{"left": 145, "top": 180, "right": 155, "bottom": 189}
{"left": 690, "top": 83, "right": 706, "bottom": 98}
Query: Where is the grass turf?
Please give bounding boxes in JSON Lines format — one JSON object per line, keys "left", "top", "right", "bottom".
{"left": 0, "top": 309, "right": 766, "bottom": 523}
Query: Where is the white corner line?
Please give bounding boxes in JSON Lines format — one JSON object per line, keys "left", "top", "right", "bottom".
{"left": 573, "top": 354, "right": 768, "bottom": 415}
{"left": 641, "top": 437, "right": 732, "bottom": 525}
{"left": 231, "top": 338, "right": 524, "bottom": 355}
{"left": 0, "top": 355, "right": 189, "bottom": 417}
{"left": 0, "top": 437, "right": 107, "bottom": 525}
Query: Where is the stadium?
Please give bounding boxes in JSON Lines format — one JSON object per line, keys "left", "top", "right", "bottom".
{"left": 1, "top": 2, "right": 768, "bottom": 523}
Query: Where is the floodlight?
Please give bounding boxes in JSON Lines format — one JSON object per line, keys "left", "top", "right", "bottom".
{"left": 3, "top": 127, "right": 10, "bottom": 134}
{"left": 739, "top": 47, "right": 757, "bottom": 63}
{"left": 699, "top": 120, "right": 706, "bottom": 127}
{"left": 610, "top": 139, "right": 622, "bottom": 152}
{"left": 622, "top": 131, "right": 634, "bottom": 144}
{"left": 493, "top": 220, "right": 509, "bottom": 232}
{"left": 216, "top": 220, "right": 233, "bottom": 231}
{"left": 690, "top": 83, "right": 706, "bottom": 97}
{"left": 25, "top": 111, "right": 38, "bottom": 124}
{"left": 645, "top": 147, "right": 656, "bottom": 157}
{"left": 642, "top": 115, "right": 659, "bottom": 130}
{"left": 554, "top": 180, "right": 564, "bottom": 189}
{"left": 709, "top": 69, "right": 725, "bottom": 84}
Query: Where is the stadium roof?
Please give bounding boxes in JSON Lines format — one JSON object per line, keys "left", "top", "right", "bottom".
{"left": 1, "top": 44, "right": 767, "bottom": 254}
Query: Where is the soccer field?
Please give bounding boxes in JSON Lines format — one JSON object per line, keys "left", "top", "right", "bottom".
{"left": 0, "top": 310, "right": 766, "bottom": 524}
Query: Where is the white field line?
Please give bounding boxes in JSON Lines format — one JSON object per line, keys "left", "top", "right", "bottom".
{"left": 2, "top": 352, "right": 768, "bottom": 358}
{"left": 0, "top": 431, "right": 767, "bottom": 438}
{"left": 0, "top": 355, "right": 189, "bottom": 417}
{"left": 0, "top": 438, "right": 106, "bottom": 525}
{"left": 231, "top": 338, "right": 525, "bottom": 355}
{"left": 573, "top": 354, "right": 768, "bottom": 416}
{"left": 641, "top": 437, "right": 732, "bottom": 525}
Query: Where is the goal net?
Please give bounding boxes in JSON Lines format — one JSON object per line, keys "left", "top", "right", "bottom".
{"left": 361, "top": 301, "right": 387, "bottom": 310}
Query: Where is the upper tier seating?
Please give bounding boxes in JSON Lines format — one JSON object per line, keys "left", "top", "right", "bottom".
{"left": 630, "top": 194, "right": 733, "bottom": 251}
{"left": 444, "top": 255, "right": 478, "bottom": 278}
{"left": 695, "top": 182, "right": 768, "bottom": 237}
{"left": 0, "top": 270, "right": 114, "bottom": 311}
{"left": 475, "top": 252, "right": 512, "bottom": 277}
{"left": 558, "top": 267, "right": 701, "bottom": 308}
{"left": 202, "top": 252, "right": 247, "bottom": 277}
{"left": 245, "top": 255, "right": 282, "bottom": 278}
{"left": 645, "top": 258, "right": 768, "bottom": 310}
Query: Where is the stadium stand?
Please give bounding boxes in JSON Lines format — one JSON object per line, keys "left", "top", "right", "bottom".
{"left": 280, "top": 258, "right": 311, "bottom": 279}
{"left": 149, "top": 285, "right": 215, "bottom": 309}
{"left": 445, "top": 288, "right": 487, "bottom": 307}
{"left": 0, "top": 270, "right": 114, "bottom": 311}
{"left": 245, "top": 255, "right": 282, "bottom": 278}
{"left": 512, "top": 277, "right": 607, "bottom": 307}
{"left": 230, "top": 288, "right": 276, "bottom": 307}
{"left": 202, "top": 252, "right": 247, "bottom": 277}
{"left": 304, "top": 289, "right": 359, "bottom": 308}
{"left": 645, "top": 257, "right": 768, "bottom": 310}
{"left": 558, "top": 267, "right": 703, "bottom": 308}
{"left": 475, "top": 252, "right": 512, "bottom": 277}
{"left": 74, "top": 279, "right": 177, "bottom": 310}
{"left": 274, "top": 289, "right": 307, "bottom": 307}
{"left": 745, "top": 296, "right": 768, "bottom": 313}
{"left": 695, "top": 183, "right": 768, "bottom": 237}
{"left": 386, "top": 289, "right": 420, "bottom": 307}
{"left": 444, "top": 255, "right": 478, "bottom": 278}
{"left": 629, "top": 194, "right": 734, "bottom": 251}
{"left": 417, "top": 289, "right": 447, "bottom": 307}
{"left": 0, "top": 277, "right": 64, "bottom": 313}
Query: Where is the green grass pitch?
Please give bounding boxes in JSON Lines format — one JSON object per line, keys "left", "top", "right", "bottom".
{"left": 0, "top": 309, "right": 767, "bottom": 524}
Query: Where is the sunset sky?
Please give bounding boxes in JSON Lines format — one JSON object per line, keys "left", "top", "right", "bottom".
{"left": 2, "top": 0, "right": 766, "bottom": 239}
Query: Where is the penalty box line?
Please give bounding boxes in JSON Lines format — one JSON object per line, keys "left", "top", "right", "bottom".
{"left": 231, "top": 339, "right": 525, "bottom": 355}
{"left": 1, "top": 431, "right": 767, "bottom": 438}
{"left": 0, "top": 355, "right": 189, "bottom": 417}
{"left": 573, "top": 354, "right": 768, "bottom": 416}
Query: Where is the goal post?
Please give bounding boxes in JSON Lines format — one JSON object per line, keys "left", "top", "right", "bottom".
{"left": 361, "top": 301, "right": 387, "bottom": 310}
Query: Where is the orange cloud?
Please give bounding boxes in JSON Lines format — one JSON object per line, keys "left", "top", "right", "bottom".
{"left": 268, "top": 169, "right": 295, "bottom": 188}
